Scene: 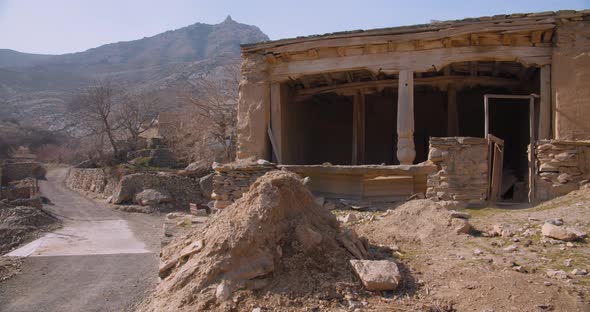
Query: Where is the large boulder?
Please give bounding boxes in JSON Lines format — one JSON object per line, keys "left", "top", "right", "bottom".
{"left": 349, "top": 259, "right": 402, "bottom": 291}
{"left": 135, "top": 189, "right": 172, "bottom": 206}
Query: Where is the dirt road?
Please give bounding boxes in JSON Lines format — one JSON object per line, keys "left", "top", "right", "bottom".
{"left": 0, "top": 168, "right": 164, "bottom": 312}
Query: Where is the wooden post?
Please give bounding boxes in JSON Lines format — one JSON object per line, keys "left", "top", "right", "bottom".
{"left": 447, "top": 84, "right": 459, "bottom": 136}
{"left": 352, "top": 90, "right": 366, "bottom": 165}
{"left": 397, "top": 70, "right": 415, "bottom": 165}
{"left": 539, "top": 65, "right": 551, "bottom": 140}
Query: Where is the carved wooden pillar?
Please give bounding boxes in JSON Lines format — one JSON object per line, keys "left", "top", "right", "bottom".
{"left": 539, "top": 65, "right": 551, "bottom": 140}
{"left": 397, "top": 70, "right": 415, "bottom": 165}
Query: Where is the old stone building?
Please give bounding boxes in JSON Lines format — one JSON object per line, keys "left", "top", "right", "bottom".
{"left": 235, "top": 10, "right": 590, "bottom": 203}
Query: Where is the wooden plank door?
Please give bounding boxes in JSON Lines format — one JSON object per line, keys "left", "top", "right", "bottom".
{"left": 488, "top": 134, "right": 505, "bottom": 201}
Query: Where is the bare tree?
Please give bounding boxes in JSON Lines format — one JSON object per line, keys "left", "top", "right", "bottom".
{"left": 68, "top": 81, "right": 121, "bottom": 155}
{"left": 181, "top": 64, "right": 240, "bottom": 162}
{"left": 117, "top": 92, "right": 158, "bottom": 149}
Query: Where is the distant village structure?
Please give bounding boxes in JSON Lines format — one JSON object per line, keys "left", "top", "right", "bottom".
{"left": 233, "top": 10, "right": 590, "bottom": 204}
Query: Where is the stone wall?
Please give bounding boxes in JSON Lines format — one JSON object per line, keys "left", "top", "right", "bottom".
{"left": 66, "top": 168, "right": 119, "bottom": 198}
{"left": 1, "top": 161, "right": 45, "bottom": 184}
{"left": 535, "top": 140, "right": 590, "bottom": 201}
{"left": 111, "top": 172, "right": 203, "bottom": 210}
{"left": 426, "top": 137, "right": 489, "bottom": 201}
{"left": 212, "top": 161, "right": 277, "bottom": 209}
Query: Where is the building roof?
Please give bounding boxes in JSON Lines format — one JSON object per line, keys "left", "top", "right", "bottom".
{"left": 241, "top": 10, "right": 590, "bottom": 53}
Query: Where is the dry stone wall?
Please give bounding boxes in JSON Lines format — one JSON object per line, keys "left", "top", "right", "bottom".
{"left": 536, "top": 140, "right": 590, "bottom": 200}
{"left": 426, "top": 137, "right": 489, "bottom": 201}
{"left": 212, "top": 161, "right": 277, "bottom": 209}
{"left": 66, "top": 168, "right": 119, "bottom": 198}
{"left": 0, "top": 161, "right": 45, "bottom": 184}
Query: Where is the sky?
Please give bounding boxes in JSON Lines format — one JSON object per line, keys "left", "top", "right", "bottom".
{"left": 0, "top": 0, "right": 588, "bottom": 55}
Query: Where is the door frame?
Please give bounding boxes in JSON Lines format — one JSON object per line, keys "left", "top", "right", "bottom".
{"left": 484, "top": 93, "right": 539, "bottom": 203}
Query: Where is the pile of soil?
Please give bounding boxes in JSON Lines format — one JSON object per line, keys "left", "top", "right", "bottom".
{"left": 357, "top": 199, "right": 472, "bottom": 246}
{"left": 0, "top": 205, "right": 60, "bottom": 254}
{"left": 141, "top": 171, "right": 366, "bottom": 311}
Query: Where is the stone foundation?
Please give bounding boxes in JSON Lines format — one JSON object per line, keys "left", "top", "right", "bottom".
{"left": 212, "top": 161, "right": 277, "bottom": 209}
{"left": 426, "top": 137, "right": 489, "bottom": 201}
{"left": 535, "top": 140, "right": 590, "bottom": 201}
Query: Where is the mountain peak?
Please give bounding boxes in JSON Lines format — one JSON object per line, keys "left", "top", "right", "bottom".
{"left": 222, "top": 15, "right": 234, "bottom": 23}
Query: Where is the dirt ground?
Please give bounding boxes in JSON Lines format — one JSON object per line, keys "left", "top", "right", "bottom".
{"left": 350, "top": 191, "right": 590, "bottom": 312}
{"left": 143, "top": 171, "right": 590, "bottom": 312}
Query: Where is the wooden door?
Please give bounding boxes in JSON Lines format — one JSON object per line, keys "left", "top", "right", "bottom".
{"left": 488, "top": 134, "right": 505, "bottom": 201}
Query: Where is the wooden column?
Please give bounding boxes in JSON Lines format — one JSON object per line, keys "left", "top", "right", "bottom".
{"left": 397, "top": 70, "right": 415, "bottom": 165}
{"left": 539, "top": 65, "right": 551, "bottom": 140}
{"left": 352, "top": 90, "right": 366, "bottom": 165}
{"left": 447, "top": 84, "right": 459, "bottom": 136}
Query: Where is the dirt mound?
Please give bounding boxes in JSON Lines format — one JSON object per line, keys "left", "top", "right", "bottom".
{"left": 357, "top": 199, "right": 472, "bottom": 246}
{"left": 141, "top": 171, "right": 365, "bottom": 311}
{"left": 0, "top": 206, "right": 60, "bottom": 254}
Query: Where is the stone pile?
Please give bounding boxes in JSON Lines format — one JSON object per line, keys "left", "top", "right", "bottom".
{"left": 426, "top": 137, "right": 488, "bottom": 201}
{"left": 536, "top": 140, "right": 590, "bottom": 200}
{"left": 211, "top": 160, "right": 277, "bottom": 209}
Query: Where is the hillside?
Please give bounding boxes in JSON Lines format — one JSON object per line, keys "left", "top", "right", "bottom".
{"left": 0, "top": 16, "right": 268, "bottom": 129}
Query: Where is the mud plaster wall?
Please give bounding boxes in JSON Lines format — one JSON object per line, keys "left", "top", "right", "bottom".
{"left": 535, "top": 140, "right": 590, "bottom": 201}
{"left": 236, "top": 53, "right": 271, "bottom": 161}
{"left": 426, "top": 137, "right": 489, "bottom": 201}
{"left": 553, "top": 20, "right": 590, "bottom": 140}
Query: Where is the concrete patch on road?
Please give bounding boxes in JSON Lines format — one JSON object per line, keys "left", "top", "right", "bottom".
{"left": 7, "top": 220, "right": 151, "bottom": 257}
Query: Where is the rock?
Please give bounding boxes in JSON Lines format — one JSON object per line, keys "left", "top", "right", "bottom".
{"left": 314, "top": 196, "right": 325, "bottom": 206}
{"left": 564, "top": 259, "right": 572, "bottom": 267}
{"left": 324, "top": 202, "right": 336, "bottom": 210}
{"left": 566, "top": 242, "right": 574, "bottom": 247}
{"left": 545, "top": 218, "right": 564, "bottom": 226}
{"left": 134, "top": 189, "right": 172, "bottom": 206}
{"left": 557, "top": 173, "right": 572, "bottom": 184}
{"left": 256, "top": 159, "right": 273, "bottom": 165}
{"left": 199, "top": 173, "right": 214, "bottom": 199}
{"left": 541, "top": 223, "right": 578, "bottom": 241}
{"left": 451, "top": 218, "right": 472, "bottom": 234}
{"left": 503, "top": 244, "right": 518, "bottom": 252}
{"left": 512, "top": 266, "right": 526, "bottom": 273}
{"left": 349, "top": 260, "right": 401, "bottom": 291}
{"left": 252, "top": 308, "right": 262, "bottom": 312}
{"left": 339, "top": 213, "right": 357, "bottom": 223}
{"left": 543, "top": 281, "right": 552, "bottom": 286}
{"left": 473, "top": 249, "right": 483, "bottom": 255}
{"left": 546, "top": 269, "right": 568, "bottom": 279}
{"left": 295, "top": 224, "right": 323, "bottom": 252}
{"left": 489, "top": 224, "right": 514, "bottom": 237}
{"left": 449, "top": 210, "right": 471, "bottom": 219}
{"left": 438, "top": 200, "right": 466, "bottom": 210}
{"left": 571, "top": 269, "right": 588, "bottom": 276}
{"left": 215, "top": 281, "right": 231, "bottom": 301}
{"left": 185, "top": 160, "right": 211, "bottom": 178}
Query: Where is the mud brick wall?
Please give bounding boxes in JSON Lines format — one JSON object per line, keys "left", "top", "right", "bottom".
{"left": 536, "top": 140, "right": 590, "bottom": 201}
{"left": 66, "top": 168, "right": 119, "bottom": 198}
{"left": 212, "top": 161, "right": 277, "bottom": 209}
{"left": 426, "top": 137, "right": 489, "bottom": 201}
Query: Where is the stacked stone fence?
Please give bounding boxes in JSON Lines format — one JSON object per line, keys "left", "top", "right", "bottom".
{"left": 426, "top": 137, "right": 489, "bottom": 202}
{"left": 66, "top": 168, "right": 119, "bottom": 198}
{"left": 0, "top": 161, "right": 45, "bottom": 185}
{"left": 535, "top": 140, "right": 590, "bottom": 201}
{"left": 212, "top": 161, "right": 277, "bottom": 209}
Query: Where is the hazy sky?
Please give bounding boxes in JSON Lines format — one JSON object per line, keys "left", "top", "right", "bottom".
{"left": 0, "top": 0, "right": 588, "bottom": 54}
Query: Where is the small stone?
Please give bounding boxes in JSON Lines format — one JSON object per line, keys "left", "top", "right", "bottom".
{"left": 503, "top": 244, "right": 518, "bottom": 252}
{"left": 566, "top": 242, "right": 574, "bottom": 247}
{"left": 450, "top": 210, "right": 471, "bottom": 219}
{"left": 314, "top": 196, "right": 325, "bottom": 206}
{"left": 546, "top": 269, "right": 568, "bottom": 279}
{"left": 452, "top": 218, "right": 472, "bottom": 234}
{"left": 349, "top": 260, "right": 401, "bottom": 291}
{"left": 564, "top": 259, "right": 572, "bottom": 267}
{"left": 339, "top": 213, "right": 357, "bottom": 223}
{"left": 543, "top": 281, "right": 552, "bottom": 286}
{"left": 252, "top": 308, "right": 262, "bottom": 312}
{"left": 473, "top": 249, "right": 483, "bottom": 255}
{"left": 513, "top": 266, "right": 526, "bottom": 273}
{"left": 571, "top": 269, "right": 588, "bottom": 276}
{"left": 216, "top": 281, "right": 231, "bottom": 301}
{"left": 545, "top": 218, "right": 564, "bottom": 226}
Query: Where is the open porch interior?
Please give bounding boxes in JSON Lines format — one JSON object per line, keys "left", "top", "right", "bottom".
{"left": 270, "top": 61, "right": 548, "bottom": 201}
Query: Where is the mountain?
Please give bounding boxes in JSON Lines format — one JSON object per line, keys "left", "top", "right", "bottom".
{"left": 0, "top": 16, "right": 268, "bottom": 129}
